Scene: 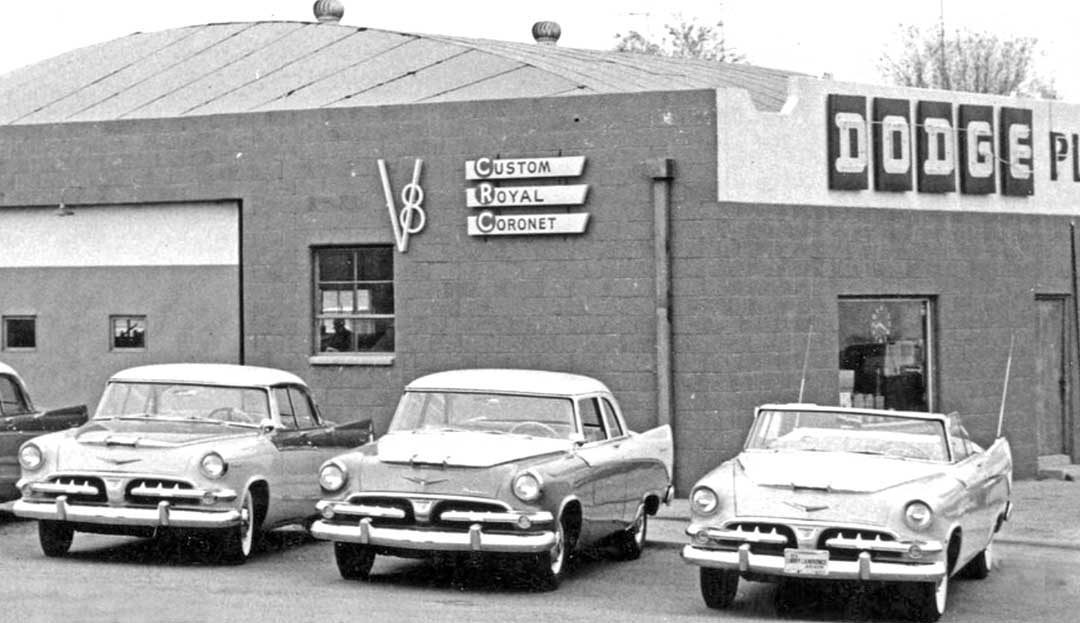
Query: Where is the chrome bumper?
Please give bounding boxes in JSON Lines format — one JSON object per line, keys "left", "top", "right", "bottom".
{"left": 682, "top": 543, "right": 946, "bottom": 583}
{"left": 13, "top": 496, "right": 240, "bottom": 529}
{"left": 310, "top": 517, "right": 556, "bottom": 553}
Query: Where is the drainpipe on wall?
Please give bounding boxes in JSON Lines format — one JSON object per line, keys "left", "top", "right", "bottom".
{"left": 646, "top": 158, "right": 675, "bottom": 435}
{"left": 1070, "top": 222, "right": 1079, "bottom": 462}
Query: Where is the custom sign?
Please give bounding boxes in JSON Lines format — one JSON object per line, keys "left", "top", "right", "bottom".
{"left": 467, "top": 211, "right": 589, "bottom": 236}
{"left": 465, "top": 183, "right": 588, "bottom": 208}
{"left": 465, "top": 156, "right": 585, "bottom": 180}
{"left": 378, "top": 159, "right": 427, "bottom": 253}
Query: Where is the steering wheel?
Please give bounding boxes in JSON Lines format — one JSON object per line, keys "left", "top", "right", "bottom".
{"left": 509, "top": 421, "right": 559, "bottom": 438}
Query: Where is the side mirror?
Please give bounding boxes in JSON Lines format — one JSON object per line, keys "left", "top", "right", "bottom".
{"left": 259, "top": 418, "right": 278, "bottom": 434}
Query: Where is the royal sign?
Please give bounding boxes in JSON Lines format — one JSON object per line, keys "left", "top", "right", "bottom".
{"left": 827, "top": 94, "right": 1033, "bottom": 196}
{"left": 465, "top": 154, "right": 590, "bottom": 237}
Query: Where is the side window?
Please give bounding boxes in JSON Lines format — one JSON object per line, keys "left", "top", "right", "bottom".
{"left": 2, "top": 316, "right": 36, "bottom": 350}
{"left": 289, "top": 387, "right": 319, "bottom": 429}
{"left": 111, "top": 315, "right": 147, "bottom": 350}
{"left": 274, "top": 388, "right": 297, "bottom": 429}
{"left": 599, "top": 398, "right": 624, "bottom": 438}
{"left": 948, "top": 417, "right": 970, "bottom": 461}
{"left": 0, "top": 375, "right": 31, "bottom": 416}
{"left": 579, "top": 398, "right": 605, "bottom": 442}
{"left": 314, "top": 246, "right": 395, "bottom": 356}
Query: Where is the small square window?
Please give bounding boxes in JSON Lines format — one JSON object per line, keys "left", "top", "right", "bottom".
{"left": 314, "top": 246, "right": 395, "bottom": 357}
{"left": 3, "top": 316, "right": 36, "bottom": 350}
{"left": 111, "top": 316, "right": 147, "bottom": 350}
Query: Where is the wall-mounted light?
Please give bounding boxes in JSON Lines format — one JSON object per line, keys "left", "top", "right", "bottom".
{"left": 55, "top": 202, "right": 74, "bottom": 217}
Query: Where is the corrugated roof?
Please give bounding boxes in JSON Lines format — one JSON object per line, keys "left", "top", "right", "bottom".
{"left": 0, "top": 21, "right": 799, "bottom": 125}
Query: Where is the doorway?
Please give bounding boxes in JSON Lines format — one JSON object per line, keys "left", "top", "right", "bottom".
{"left": 1034, "top": 296, "right": 1070, "bottom": 456}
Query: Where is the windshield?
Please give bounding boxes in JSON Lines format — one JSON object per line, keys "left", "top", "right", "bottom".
{"left": 94, "top": 381, "right": 270, "bottom": 426}
{"left": 746, "top": 409, "right": 949, "bottom": 461}
{"left": 388, "top": 391, "right": 576, "bottom": 439}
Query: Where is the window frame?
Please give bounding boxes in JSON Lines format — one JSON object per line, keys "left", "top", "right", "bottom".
{"left": 110, "top": 315, "right": 148, "bottom": 351}
{"left": 310, "top": 245, "right": 395, "bottom": 366}
{"left": 2, "top": 315, "right": 37, "bottom": 351}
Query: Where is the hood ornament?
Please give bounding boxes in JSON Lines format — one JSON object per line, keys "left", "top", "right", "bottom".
{"left": 783, "top": 500, "right": 830, "bottom": 513}
{"left": 98, "top": 455, "right": 142, "bottom": 466}
{"left": 403, "top": 475, "right": 448, "bottom": 487}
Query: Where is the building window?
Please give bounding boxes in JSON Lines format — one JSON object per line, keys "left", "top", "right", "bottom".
{"left": 838, "top": 297, "right": 934, "bottom": 411}
{"left": 314, "top": 246, "right": 394, "bottom": 357}
{"left": 111, "top": 315, "right": 147, "bottom": 350}
{"left": 2, "top": 316, "right": 36, "bottom": 350}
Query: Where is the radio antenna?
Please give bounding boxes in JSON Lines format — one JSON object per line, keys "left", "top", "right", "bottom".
{"left": 798, "top": 322, "right": 813, "bottom": 403}
{"left": 996, "top": 333, "right": 1015, "bottom": 438}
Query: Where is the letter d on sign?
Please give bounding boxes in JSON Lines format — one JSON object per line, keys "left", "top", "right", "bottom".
{"left": 827, "top": 94, "right": 868, "bottom": 190}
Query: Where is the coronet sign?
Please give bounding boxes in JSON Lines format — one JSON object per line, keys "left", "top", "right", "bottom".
{"left": 465, "top": 155, "right": 590, "bottom": 237}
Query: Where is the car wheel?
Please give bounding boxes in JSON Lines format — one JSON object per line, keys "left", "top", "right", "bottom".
{"left": 700, "top": 567, "right": 739, "bottom": 609}
{"left": 219, "top": 488, "right": 258, "bottom": 565}
{"left": 530, "top": 513, "right": 568, "bottom": 591}
{"left": 960, "top": 540, "right": 993, "bottom": 579}
{"left": 334, "top": 542, "right": 376, "bottom": 580}
{"left": 911, "top": 573, "right": 948, "bottom": 622}
{"left": 614, "top": 502, "right": 648, "bottom": 560}
{"left": 38, "top": 520, "right": 74, "bottom": 557}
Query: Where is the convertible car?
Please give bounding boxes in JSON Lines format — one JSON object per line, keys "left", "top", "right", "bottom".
{"left": 310, "top": 369, "right": 673, "bottom": 590}
{"left": 1, "top": 361, "right": 88, "bottom": 502}
{"left": 681, "top": 403, "right": 1012, "bottom": 622}
{"left": 13, "top": 363, "right": 372, "bottom": 563}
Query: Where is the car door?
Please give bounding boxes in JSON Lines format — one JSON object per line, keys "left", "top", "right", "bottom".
{"left": 947, "top": 417, "right": 999, "bottom": 559}
{"left": 573, "top": 395, "right": 627, "bottom": 538}
{"left": 270, "top": 386, "right": 325, "bottom": 519}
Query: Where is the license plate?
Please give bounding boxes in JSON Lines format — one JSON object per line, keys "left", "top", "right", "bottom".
{"left": 783, "top": 549, "right": 829, "bottom": 576}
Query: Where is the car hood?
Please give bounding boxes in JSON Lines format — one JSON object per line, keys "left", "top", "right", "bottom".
{"left": 376, "top": 430, "right": 571, "bottom": 468}
{"left": 733, "top": 451, "right": 948, "bottom": 525}
{"left": 53, "top": 419, "right": 256, "bottom": 472}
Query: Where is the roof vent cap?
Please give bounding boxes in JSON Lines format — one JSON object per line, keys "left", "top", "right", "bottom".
{"left": 531, "top": 21, "right": 561, "bottom": 45}
{"left": 313, "top": 0, "right": 345, "bottom": 23}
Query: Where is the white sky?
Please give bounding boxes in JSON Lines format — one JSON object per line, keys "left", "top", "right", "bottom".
{"left": 0, "top": 0, "right": 1077, "bottom": 98}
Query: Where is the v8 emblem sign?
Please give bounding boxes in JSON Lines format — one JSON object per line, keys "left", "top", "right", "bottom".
{"left": 378, "top": 158, "right": 427, "bottom": 252}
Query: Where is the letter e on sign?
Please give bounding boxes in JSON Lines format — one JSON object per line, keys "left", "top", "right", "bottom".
{"left": 958, "top": 104, "right": 995, "bottom": 194}
{"left": 873, "top": 98, "right": 912, "bottom": 191}
{"left": 1000, "top": 107, "right": 1033, "bottom": 196}
{"left": 827, "top": 94, "right": 868, "bottom": 190}
{"left": 916, "top": 101, "right": 956, "bottom": 193}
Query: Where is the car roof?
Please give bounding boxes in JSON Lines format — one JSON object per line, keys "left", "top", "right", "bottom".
{"left": 0, "top": 360, "right": 18, "bottom": 378}
{"left": 406, "top": 369, "right": 610, "bottom": 397}
{"left": 108, "top": 363, "right": 307, "bottom": 388}
{"left": 757, "top": 403, "right": 949, "bottom": 422}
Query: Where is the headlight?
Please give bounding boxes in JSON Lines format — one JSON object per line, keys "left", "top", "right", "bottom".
{"left": 690, "top": 486, "right": 720, "bottom": 515}
{"left": 512, "top": 471, "right": 543, "bottom": 503}
{"left": 199, "top": 452, "right": 228, "bottom": 479}
{"left": 904, "top": 501, "right": 934, "bottom": 531}
{"left": 319, "top": 462, "right": 348, "bottom": 492}
{"left": 19, "top": 443, "right": 44, "bottom": 471}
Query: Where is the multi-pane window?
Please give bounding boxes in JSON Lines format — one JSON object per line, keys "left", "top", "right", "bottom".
{"left": 2, "top": 316, "right": 36, "bottom": 350}
{"left": 314, "top": 246, "right": 394, "bottom": 354}
{"left": 111, "top": 316, "right": 147, "bottom": 350}
{"left": 838, "top": 297, "right": 934, "bottom": 411}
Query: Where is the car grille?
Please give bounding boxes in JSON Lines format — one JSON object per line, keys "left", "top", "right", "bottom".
{"left": 125, "top": 479, "right": 197, "bottom": 506}
{"left": 37, "top": 476, "right": 108, "bottom": 504}
{"left": 431, "top": 500, "right": 516, "bottom": 529}
{"left": 723, "top": 522, "right": 797, "bottom": 555}
{"left": 818, "top": 527, "right": 903, "bottom": 562}
{"left": 342, "top": 495, "right": 416, "bottom": 526}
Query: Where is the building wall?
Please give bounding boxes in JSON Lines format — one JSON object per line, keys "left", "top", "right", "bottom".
{"left": 671, "top": 200, "right": 1068, "bottom": 483}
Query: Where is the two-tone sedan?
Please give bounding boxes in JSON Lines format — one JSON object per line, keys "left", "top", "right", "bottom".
{"left": 311, "top": 369, "right": 673, "bottom": 590}
{"left": 2, "top": 361, "right": 88, "bottom": 501}
{"left": 13, "top": 363, "right": 372, "bottom": 563}
{"left": 682, "top": 403, "right": 1012, "bottom": 622}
